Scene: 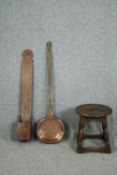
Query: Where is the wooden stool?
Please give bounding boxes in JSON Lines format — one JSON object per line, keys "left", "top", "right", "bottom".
{"left": 75, "top": 104, "right": 112, "bottom": 153}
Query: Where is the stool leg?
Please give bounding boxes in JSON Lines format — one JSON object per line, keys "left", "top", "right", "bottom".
{"left": 77, "top": 117, "right": 85, "bottom": 153}
{"left": 102, "top": 117, "right": 111, "bottom": 153}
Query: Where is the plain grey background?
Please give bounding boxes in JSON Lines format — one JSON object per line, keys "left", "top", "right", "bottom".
{"left": 0, "top": 0, "right": 117, "bottom": 175}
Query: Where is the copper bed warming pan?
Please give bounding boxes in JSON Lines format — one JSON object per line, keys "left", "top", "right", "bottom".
{"left": 36, "top": 41, "right": 65, "bottom": 143}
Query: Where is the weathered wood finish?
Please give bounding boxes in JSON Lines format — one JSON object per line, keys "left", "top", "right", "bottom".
{"left": 17, "top": 121, "right": 31, "bottom": 141}
{"left": 17, "top": 50, "right": 33, "bottom": 141}
{"left": 76, "top": 104, "right": 112, "bottom": 153}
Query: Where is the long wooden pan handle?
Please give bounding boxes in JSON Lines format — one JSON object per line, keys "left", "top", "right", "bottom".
{"left": 47, "top": 42, "right": 54, "bottom": 117}
{"left": 17, "top": 49, "right": 33, "bottom": 141}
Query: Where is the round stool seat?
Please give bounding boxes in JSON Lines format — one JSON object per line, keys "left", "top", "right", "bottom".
{"left": 76, "top": 104, "right": 112, "bottom": 118}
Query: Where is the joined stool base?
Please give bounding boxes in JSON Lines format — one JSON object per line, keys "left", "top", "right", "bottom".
{"left": 77, "top": 117, "right": 111, "bottom": 153}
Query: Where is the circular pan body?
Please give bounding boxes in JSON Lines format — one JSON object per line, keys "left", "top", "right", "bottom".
{"left": 37, "top": 118, "right": 65, "bottom": 143}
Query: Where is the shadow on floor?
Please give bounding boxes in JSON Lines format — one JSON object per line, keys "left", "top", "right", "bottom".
{"left": 2, "top": 109, "right": 115, "bottom": 154}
